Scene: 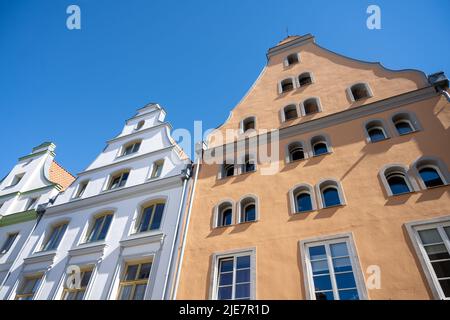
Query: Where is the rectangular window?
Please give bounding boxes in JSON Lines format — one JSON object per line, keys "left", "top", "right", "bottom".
{"left": 1, "top": 233, "right": 18, "bottom": 254}
{"left": 41, "top": 223, "right": 68, "bottom": 251}
{"left": 62, "top": 268, "right": 93, "bottom": 300}
{"left": 137, "top": 203, "right": 165, "bottom": 233}
{"left": 213, "top": 250, "right": 255, "bottom": 300}
{"left": 15, "top": 275, "right": 43, "bottom": 300}
{"left": 408, "top": 220, "right": 450, "bottom": 299}
{"left": 74, "top": 181, "right": 88, "bottom": 198}
{"left": 108, "top": 172, "right": 129, "bottom": 190}
{"left": 25, "top": 197, "right": 38, "bottom": 211}
{"left": 118, "top": 261, "right": 152, "bottom": 300}
{"left": 150, "top": 160, "right": 164, "bottom": 179}
{"left": 122, "top": 142, "right": 141, "bottom": 156}
{"left": 302, "top": 235, "right": 365, "bottom": 300}
{"left": 86, "top": 214, "right": 113, "bottom": 243}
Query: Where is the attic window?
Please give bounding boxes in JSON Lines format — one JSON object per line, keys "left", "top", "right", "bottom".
{"left": 303, "top": 98, "right": 320, "bottom": 115}
{"left": 10, "top": 173, "right": 24, "bottom": 187}
{"left": 242, "top": 117, "right": 256, "bottom": 132}
{"left": 121, "top": 141, "right": 141, "bottom": 156}
{"left": 135, "top": 120, "right": 145, "bottom": 130}
{"left": 286, "top": 54, "right": 299, "bottom": 66}
{"left": 350, "top": 83, "right": 371, "bottom": 101}
{"left": 284, "top": 105, "right": 298, "bottom": 121}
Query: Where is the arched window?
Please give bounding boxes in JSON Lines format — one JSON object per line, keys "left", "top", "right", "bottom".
{"left": 288, "top": 142, "right": 305, "bottom": 162}
{"left": 242, "top": 117, "right": 256, "bottom": 132}
{"left": 108, "top": 170, "right": 130, "bottom": 190}
{"left": 280, "top": 78, "right": 294, "bottom": 93}
{"left": 136, "top": 201, "right": 165, "bottom": 233}
{"left": 385, "top": 169, "right": 411, "bottom": 195}
{"left": 302, "top": 98, "right": 320, "bottom": 115}
{"left": 239, "top": 197, "right": 257, "bottom": 223}
{"left": 86, "top": 213, "right": 113, "bottom": 243}
{"left": 392, "top": 113, "right": 417, "bottom": 135}
{"left": 311, "top": 136, "right": 329, "bottom": 156}
{"left": 243, "top": 155, "right": 256, "bottom": 173}
{"left": 292, "top": 185, "right": 314, "bottom": 213}
{"left": 419, "top": 167, "right": 444, "bottom": 188}
{"left": 414, "top": 158, "right": 448, "bottom": 189}
{"left": 298, "top": 72, "right": 313, "bottom": 87}
{"left": 217, "top": 202, "right": 233, "bottom": 227}
{"left": 121, "top": 140, "right": 141, "bottom": 156}
{"left": 318, "top": 180, "right": 344, "bottom": 208}
{"left": 135, "top": 120, "right": 145, "bottom": 130}
{"left": 284, "top": 105, "right": 298, "bottom": 121}
{"left": 365, "top": 120, "right": 388, "bottom": 143}
{"left": 349, "top": 83, "right": 372, "bottom": 101}
{"left": 286, "top": 53, "right": 299, "bottom": 66}
{"left": 222, "top": 163, "right": 235, "bottom": 178}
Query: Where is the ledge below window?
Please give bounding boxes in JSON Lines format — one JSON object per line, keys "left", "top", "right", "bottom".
{"left": 120, "top": 231, "right": 165, "bottom": 248}
{"left": 68, "top": 241, "right": 106, "bottom": 257}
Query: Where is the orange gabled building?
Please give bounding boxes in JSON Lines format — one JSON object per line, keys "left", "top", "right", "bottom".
{"left": 174, "top": 34, "right": 450, "bottom": 300}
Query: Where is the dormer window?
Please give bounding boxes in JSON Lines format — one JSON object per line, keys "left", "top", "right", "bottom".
{"left": 242, "top": 117, "right": 256, "bottom": 133}
{"left": 10, "top": 173, "right": 24, "bottom": 187}
{"left": 286, "top": 53, "right": 299, "bottom": 66}
{"left": 349, "top": 83, "right": 372, "bottom": 101}
{"left": 121, "top": 141, "right": 141, "bottom": 156}
{"left": 298, "top": 72, "right": 313, "bottom": 87}
{"left": 108, "top": 171, "right": 129, "bottom": 190}
{"left": 135, "top": 120, "right": 145, "bottom": 130}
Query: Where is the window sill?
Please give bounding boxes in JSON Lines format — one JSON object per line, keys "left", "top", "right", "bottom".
{"left": 321, "top": 203, "right": 345, "bottom": 210}
{"left": 238, "top": 220, "right": 258, "bottom": 225}
{"left": 389, "top": 190, "right": 415, "bottom": 197}
{"left": 293, "top": 209, "right": 315, "bottom": 214}
{"left": 25, "top": 250, "right": 57, "bottom": 264}
{"left": 69, "top": 241, "right": 106, "bottom": 257}
{"left": 422, "top": 183, "right": 449, "bottom": 191}
{"left": 120, "top": 230, "right": 164, "bottom": 248}
{"left": 368, "top": 137, "right": 391, "bottom": 144}
{"left": 313, "top": 151, "right": 332, "bottom": 158}
{"left": 115, "top": 152, "right": 139, "bottom": 161}
{"left": 397, "top": 130, "right": 418, "bottom": 137}
{"left": 101, "top": 186, "right": 126, "bottom": 194}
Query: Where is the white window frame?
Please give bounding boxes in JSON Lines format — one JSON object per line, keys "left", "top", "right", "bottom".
{"left": 240, "top": 116, "right": 257, "bottom": 134}
{"left": 214, "top": 200, "right": 234, "bottom": 228}
{"left": 285, "top": 141, "right": 308, "bottom": 163}
{"left": 390, "top": 111, "right": 421, "bottom": 136}
{"left": 299, "top": 233, "right": 368, "bottom": 300}
{"left": 210, "top": 247, "right": 257, "bottom": 300}
{"left": 289, "top": 183, "right": 317, "bottom": 214}
{"left": 296, "top": 71, "right": 315, "bottom": 88}
{"left": 237, "top": 195, "right": 259, "bottom": 223}
{"left": 73, "top": 180, "right": 89, "bottom": 199}
{"left": 379, "top": 164, "right": 419, "bottom": 197}
{"left": 346, "top": 82, "right": 373, "bottom": 102}
{"left": 405, "top": 216, "right": 450, "bottom": 300}
{"left": 278, "top": 77, "right": 296, "bottom": 94}
{"left": 300, "top": 97, "right": 322, "bottom": 116}
{"left": 284, "top": 53, "right": 300, "bottom": 67}
{"left": 316, "top": 179, "right": 346, "bottom": 209}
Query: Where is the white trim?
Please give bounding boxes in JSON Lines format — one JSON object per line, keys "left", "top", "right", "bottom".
{"left": 411, "top": 156, "right": 449, "bottom": 190}
{"left": 299, "top": 97, "right": 322, "bottom": 116}
{"left": 297, "top": 71, "right": 315, "bottom": 88}
{"left": 209, "top": 247, "right": 256, "bottom": 300}
{"left": 285, "top": 140, "right": 308, "bottom": 163}
{"left": 347, "top": 82, "right": 373, "bottom": 102}
{"left": 288, "top": 183, "right": 317, "bottom": 214}
{"left": 363, "top": 119, "right": 390, "bottom": 143}
{"left": 237, "top": 194, "right": 259, "bottom": 223}
{"left": 379, "top": 164, "right": 419, "bottom": 196}
{"left": 316, "top": 179, "right": 346, "bottom": 209}
{"left": 390, "top": 110, "right": 422, "bottom": 135}
{"left": 278, "top": 77, "right": 296, "bottom": 94}
{"left": 214, "top": 200, "right": 235, "bottom": 228}
{"left": 299, "top": 232, "right": 368, "bottom": 300}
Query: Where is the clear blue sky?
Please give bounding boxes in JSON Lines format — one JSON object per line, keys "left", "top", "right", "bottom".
{"left": 1, "top": 0, "right": 449, "bottom": 177}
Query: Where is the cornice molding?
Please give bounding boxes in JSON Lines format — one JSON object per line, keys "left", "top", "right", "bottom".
{"left": 0, "top": 210, "right": 37, "bottom": 227}
{"left": 107, "top": 122, "right": 172, "bottom": 144}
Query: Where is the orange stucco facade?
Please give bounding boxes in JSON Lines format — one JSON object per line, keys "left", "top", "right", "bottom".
{"left": 176, "top": 35, "right": 450, "bottom": 300}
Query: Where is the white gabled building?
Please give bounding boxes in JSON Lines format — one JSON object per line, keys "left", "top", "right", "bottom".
{"left": 0, "top": 103, "right": 192, "bottom": 300}
{"left": 0, "top": 142, "right": 75, "bottom": 286}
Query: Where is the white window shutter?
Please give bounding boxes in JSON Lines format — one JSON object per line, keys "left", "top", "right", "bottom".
{"left": 283, "top": 58, "right": 289, "bottom": 67}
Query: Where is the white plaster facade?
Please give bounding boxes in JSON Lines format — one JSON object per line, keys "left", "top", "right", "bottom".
{"left": 0, "top": 143, "right": 70, "bottom": 285}
{"left": 0, "top": 104, "right": 191, "bottom": 300}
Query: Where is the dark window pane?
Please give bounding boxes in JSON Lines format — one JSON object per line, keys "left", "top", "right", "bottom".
{"left": 119, "top": 285, "right": 132, "bottom": 300}
{"left": 235, "top": 283, "right": 250, "bottom": 299}
{"left": 138, "top": 263, "right": 152, "bottom": 279}
{"left": 244, "top": 205, "right": 256, "bottom": 222}
{"left": 97, "top": 215, "right": 112, "bottom": 241}
{"left": 338, "top": 289, "right": 359, "bottom": 300}
{"left": 313, "top": 275, "right": 333, "bottom": 291}
{"left": 296, "top": 193, "right": 312, "bottom": 212}
{"left": 285, "top": 107, "right": 298, "bottom": 120}
{"left": 222, "top": 209, "right": 232, "bottom": 226}
{"left": 218, "top": 286, "right": 232, "bottom": 300}
{"left": 431, "top": 260, "right": 450, "bottom": 278}
{"left": 323, "top": 188, "right": 341, "bottom": 207}
{"left": 445, "top": 227, "right": 450, "bottom": 240}
{"left": 219, "top": 272, "right": 233, "bottom": 286}
{"left": 438, "top": 279, "right": 450, "bottom": 297}
{"left": 81, "top": 271, "right": 92, "bottom": 287}
{"left": 309, "top": 245, "right": 326, "bottom": 261}
{"left": 236, "top": 269, "right": 250, "bottom": 283}
{"left": 133, "top": 284, "right": 146, "bottom": 300}
{"left": 237, "top": 256, "right": 250, "bottom": 269}
{"left": 245, "top": 162, "right": 255, "bottom": 172}
{"left": 139, "top": 206, "right": 153, "bottom": 232}
{"left": 335, "top": 272, "right": 357, "bottom": 290}
{"left": 220, "top": 259, "right": 233, "bottom": 272}
{"left": 299, "top": 75, "right": 312, "bottom": 86}
{"left": 315, "top": 291, "right": 334, "bottom": 300}
{"left": 368, "top": 128, "right": 386, "bottom": 142}
{"left": 313, "top": 143, "right": 328, "bottom": 156}
{"left": 150, "top": 203, "right": 165, "bottom": 230}
{"left": 125, "top": 265, "right": 138, "bottom": 281}
{"left": 88, "top": 217, "right": 103, "bottom": 242}
{"left": 387, "top": 176, "right": 410, "bottom": 195}
{"left": 395, "top": 121, "right": 413, "bottom": 135}
{"left": 419, "top": 168, "right": 444, "bottom": 188}
{"left": 304, "top": 100, "right": 318, "bottom": 115}
{"left": 425, "top": 244, "right": 450, "bottom": 260}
